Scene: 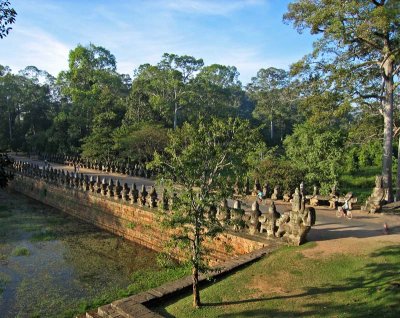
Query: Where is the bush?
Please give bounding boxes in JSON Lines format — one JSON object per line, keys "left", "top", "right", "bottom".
{"left": 253, "top": 159, "right": 305, "bottom": 193}
{"left": 12, "top": 246, "right": 30, "bottom": 256}
{"left": 284, "top": 122, "right": 346, "bottom": 192}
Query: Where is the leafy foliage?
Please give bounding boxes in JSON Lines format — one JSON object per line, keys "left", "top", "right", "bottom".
{"left": 0, "top": 0, "right": 16, "bottom": 39}
{"left": 0, "top": 153, "right": 13, "bottom": 188}
{"left": 284, "top": 0, "right": 400, "bottom": 199}
{"left": 253, "top": 158, "right": 305, "bottom": 193}
{"left": 112, "top": 123, "right": 169, "bottom": 162}
{"left": 284, "top": 122, "right": 345, "bottom": 193}
{"left": 149, "top": 117, "right": 260, "bottom": 307}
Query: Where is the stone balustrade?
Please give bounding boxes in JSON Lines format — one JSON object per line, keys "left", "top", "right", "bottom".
{"left": 12, "top": 161, "right": 315, "bottom": 246}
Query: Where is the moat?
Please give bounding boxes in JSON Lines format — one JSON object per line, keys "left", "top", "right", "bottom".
{"left": 0, "top": 190, "right": 187, "bottom": 318}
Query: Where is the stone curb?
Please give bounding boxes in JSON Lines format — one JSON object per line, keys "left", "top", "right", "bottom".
{"left": 85, "top": 245, "right": 275, "bottom": 318}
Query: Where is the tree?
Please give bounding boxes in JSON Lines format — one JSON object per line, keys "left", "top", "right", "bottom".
{"left": 0, "top": 153, "right": 13, "bottom": 188}
{"left": 0, "top": 0, "right": 16, "bottom": 39}
{"left": 112, "top": 123, "right": 169, "bottom": 163}
{"left": 81, "top": 111, "right": 121, "bottom": 162}
{"left": 190, "top": 64, "right": 243, "bottom": 120}
{"left": 0, "top": 66, "right": 56, "bottom": 152}
{"left": 284, "top": 122, "right": 345, "bottom": 193}
{"left": 284, "top": 0, "right": 400, "bottom": 201}
{"left": 247, "top": 67, "right": 301, "bottom": 143}
{"left": 57, "top": 44, "right": 127, "bottom": 152}
{"left": 149, "top": 117, "right": 259, "bottom": 308}
{"left": 157, "top": 53, "right": 204, "bottom": 129}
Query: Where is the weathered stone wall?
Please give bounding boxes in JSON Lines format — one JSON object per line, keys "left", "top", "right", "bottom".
{"left": 9, "top": 174, "right": 268, "bottom": 264}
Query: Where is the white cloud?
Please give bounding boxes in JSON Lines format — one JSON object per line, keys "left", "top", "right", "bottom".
{"left": 0, "top": 25, "right": 70, "bottom": 75}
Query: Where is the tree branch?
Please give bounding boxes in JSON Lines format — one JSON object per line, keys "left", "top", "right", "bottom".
{"left": 371, "top": 0, "right": 385, "bottom": 6}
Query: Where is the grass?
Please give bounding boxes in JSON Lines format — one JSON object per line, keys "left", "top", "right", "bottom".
{"left": 0, "top": 272, "right": 10, "bottom": 295}
{"left": 11, "top": 246, "right": 30, "bottom": 256}
{"left": 62, "top": 265, "right": 191, "bottom": 318}
{"left": 30, "top": 228, "right": 57, "bottom": 242}
{"left": 339, "top": 166, "right": 381, "bottom": 203}
{"left": 0, "top": 204, "right": 12, "bottom": 218}
{"left": 153, "top": 243, "right": 400, "bottom": 318}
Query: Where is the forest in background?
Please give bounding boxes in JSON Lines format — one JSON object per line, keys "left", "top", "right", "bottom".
{"left": 1, "top": 1, "right": 399, "bottom": 196}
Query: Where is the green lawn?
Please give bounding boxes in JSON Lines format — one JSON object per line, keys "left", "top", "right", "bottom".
{"left": 339, "top": 166, "right": 381, "bottom": 204}
{"left": 153, "top": 242, "right": 400, "bottom": 317}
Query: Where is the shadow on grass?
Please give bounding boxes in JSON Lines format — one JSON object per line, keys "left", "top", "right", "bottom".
{"left": 154, "top": 245, "right": 400, "bottom": 318}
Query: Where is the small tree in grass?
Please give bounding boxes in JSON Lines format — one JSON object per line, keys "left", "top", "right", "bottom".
{"left": 0, "top": 152, "right": 14, "bottom": 188}
{"left": 149, "top": 117, "right": 259, "bottom": 308}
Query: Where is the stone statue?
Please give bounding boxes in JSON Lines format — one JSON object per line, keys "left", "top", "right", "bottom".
{"left": 300, "top": 181, "right": 304, "bottom": 195}
{"left": 362, "top": 175, "right": 387, "bottom": 213}
{"left": 259, "top": 201, "right": 280, "bottom": 237}
{"left": 83, "top": 175, "right": 90, "bottom": 191}
{"left": 329, "top": 183, "right": 339, "bottom": 209}
{"left": 252, "top": 178, "right": 261, "bottom": 196}
{"left": 230, "top": 200, "right": 245, "bottom": 231}
{"left": 216, "top": 199, "right": 230, "bottom": 226}
{"left": 130, "top": 183, "right": 139, "bottom": 204}
{"left": 262, "top": 183, "right": 270, "bottom": 199}
{"left": 283, "top": 191, "right": 291, "bottom": 202}
{"left": 139, "top": 185, "right": 148, "bottom": 206}
{"left": 271, "top": 186, "right": 280, "bottom": 201}
{"left": 243, "top": 177, "right": 250, "bottom": 195}
{"left": 248, "top": 201, "right": 261, "bottom": 235}
{"left": 107, "top": 179, "right": 115, "bottom": 197}
{"left": 147, "top": 186, "right": 158, "bottom": 208}
{"left": 292, "top": 187, "right": 301, "bottom": 212}
{"left": 101, "top": 178, "right": 108, "bottom": 196}
{"left": 233, "top": 178, "right": 240, "bottom": 196}
{"left": 95, "top": 176, "right": 102, "bottom": 194}
{"left": 115, "top": 180, "right": 123, "bottom": 199}
{"left": 122, "top": 183, "right": 130, "bottom": 201}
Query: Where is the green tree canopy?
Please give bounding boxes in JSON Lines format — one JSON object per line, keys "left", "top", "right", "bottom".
{"left": 284, "top": 0, "right": 400, "bottom": 200}
{"left": 149, "top": 117, "right": 260, "bottom": 308}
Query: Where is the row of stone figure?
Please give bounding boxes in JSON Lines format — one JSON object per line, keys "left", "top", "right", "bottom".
{"left": 38, "top": 154, "right": 321, "bottom": 202}
{"left": 217, "top": 192, "right": 315, "bottom": 245}
{"left": 217, "top": 199, "right": 283, "bottom": 237}
{"left": 13, "top": 162, "right": 159, "bottom": 208}
{"left": 39, "top": 154, "right": 153, "bottom": 179}
{"left": 13, "top": 161, "right": 315, "bottom": 244}
{"left": 238, "top": 177, "right": 304, "bottom": 201}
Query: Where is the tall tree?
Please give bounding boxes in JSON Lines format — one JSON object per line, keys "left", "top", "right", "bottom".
{"left": 158, "top": 53, "right": 204, "bottom": 129}
{"left": 190, "top": 64, "right": 243, "bottom": 119}
{"left": 247, "top": 67, "right": 300, "bottom": 143}
{"left": 0, "top": 0, "right": 16, "bottom": 39}
{"left": 57, "top": 44, "right": 127, "bottom": 152}
{"left": 149, "top": 117, "right": 259, "bottom": 308}
{"left": 0, "top": 66, "right": 56, "bottom": 152}
{"left": 284, "top": 0, "right": 400, "bottom": 201}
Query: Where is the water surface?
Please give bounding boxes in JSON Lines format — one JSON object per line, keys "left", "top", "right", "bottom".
{"left": 0, "top": 190, "right": 173, "bottom": 318}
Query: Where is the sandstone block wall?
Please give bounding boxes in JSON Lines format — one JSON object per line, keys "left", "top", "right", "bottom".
{"left": 9, "top": 175, "right": 268, "bottom": 264}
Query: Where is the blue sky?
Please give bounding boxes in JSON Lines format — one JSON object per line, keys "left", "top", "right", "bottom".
{"left": 1, "top": 0, "right": 315, "bottom": 84}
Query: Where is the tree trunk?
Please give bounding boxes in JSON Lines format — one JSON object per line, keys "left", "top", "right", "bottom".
{"left": 270, "top": 118, "right": 274, "bottom": 141}
{"left": 173, "top": 103, "right": 178, "bottom": 130}
{"left": 382, "top": 58, "right": 394, "bottom": 202}
{"left": 192, "top": 264, "right": 200, "bottom": 308}
{"left": 192, "top": 215, "right": 201, "bottom": 308}
{"left": 8, "top": 111, "right": 12, "bottom": 144}
{"left": 396, "top": 134, "right": 400, "bottom": 201}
